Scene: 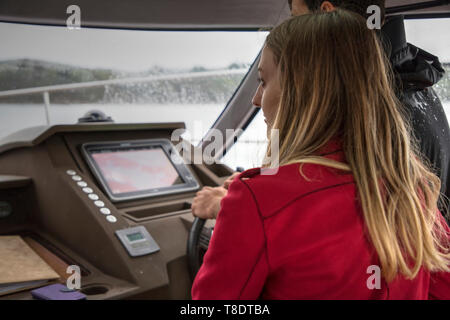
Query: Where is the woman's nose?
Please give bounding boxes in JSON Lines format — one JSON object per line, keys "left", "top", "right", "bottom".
{"left": 252, "top": 87, "right": 262, "bottom": 108}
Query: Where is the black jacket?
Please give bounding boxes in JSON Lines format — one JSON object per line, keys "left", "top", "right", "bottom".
{"left": 381, "top": 15, "right": 450, "bottom": 217}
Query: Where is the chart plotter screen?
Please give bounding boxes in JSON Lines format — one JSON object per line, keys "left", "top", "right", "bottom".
{"left": 82, "top": 140, "right": 199, "bottom": 202}
{"left": 91, "top": 147, "right": 183, "bottom": 194}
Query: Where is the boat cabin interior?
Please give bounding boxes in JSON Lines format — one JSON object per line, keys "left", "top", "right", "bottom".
{"left": 0, "top": 0, "right": 449, "bottom": 300}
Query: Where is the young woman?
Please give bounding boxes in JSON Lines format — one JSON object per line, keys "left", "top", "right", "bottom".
{"left": 191, "top": 10, "right": 450, "bottom": 299}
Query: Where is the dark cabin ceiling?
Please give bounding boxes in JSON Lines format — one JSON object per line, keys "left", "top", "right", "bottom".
{"left": 0, "top": 0, "right": 449, "bottom": 30}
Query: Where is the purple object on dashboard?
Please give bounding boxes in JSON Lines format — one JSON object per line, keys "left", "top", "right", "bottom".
{"left": 31, "top": 284, "right": 86, "bottom": 300}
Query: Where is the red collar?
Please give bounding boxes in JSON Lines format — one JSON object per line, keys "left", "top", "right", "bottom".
{"left": 236, "top": 138, "right": 352, "bottom": 217}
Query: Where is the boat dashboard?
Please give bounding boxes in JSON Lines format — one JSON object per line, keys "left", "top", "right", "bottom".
{"left": 0, "top": 122, "right": 228, "bottom": 299}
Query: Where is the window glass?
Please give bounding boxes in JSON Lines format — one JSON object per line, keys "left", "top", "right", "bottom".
{"left": 404, "top": 18, "right": 450, "bottom": 118}
{"left": 222, "top": 18, "right": 450, "bottom": 171}
{"left": 221, "top": 111, "right": 268, "bottom": 170}
{"left": 0, "top": 22, "right": 267, "bottom": 142}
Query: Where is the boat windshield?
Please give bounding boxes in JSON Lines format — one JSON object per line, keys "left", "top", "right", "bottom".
{"left": 0, "top": 22, "right": 268, "bottom": 143}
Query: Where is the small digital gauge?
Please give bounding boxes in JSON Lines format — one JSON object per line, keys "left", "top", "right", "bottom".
{"left": 115, "top": 226, "right": 160, "bottom": 257}
{"left": 127, "top": 232, "right": 145, "bottom": 242}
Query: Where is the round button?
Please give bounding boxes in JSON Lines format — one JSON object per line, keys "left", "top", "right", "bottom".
{"left": 72, "top": 175, "right": 82, "bottom": 181}
{"left": 66, "top": 170, "right": 76, "bottom": 176}
{"left": 88, "top": 194, "right": 99, "bottom": 201}
{"left": 94, "top": 201, "right": 105, "bottom": 208}
{"left": 77, "top": 181, "right": 87, "bottom": 188}
{"left": 106, "top": 215, "right": 117, "bottom": 223}
{"left": 100, "top": 208, "right": 111, "bottom": 215}
{"left": 82, "top": 187, "right": 93, "bottom": 194}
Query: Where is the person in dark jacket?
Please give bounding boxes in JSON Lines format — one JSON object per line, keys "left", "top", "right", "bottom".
{"left": 381, "top": 14, "right": 450, "bottom": 216}
{"left": 192, "top": 0, "right": 450, "bottom": 222}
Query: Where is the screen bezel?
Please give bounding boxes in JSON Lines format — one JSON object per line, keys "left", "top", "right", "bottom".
{"left": 81, "top": 139, "right": 199, "bottom": 202}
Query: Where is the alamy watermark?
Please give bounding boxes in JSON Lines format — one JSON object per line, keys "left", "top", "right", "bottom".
{"left": 66, "top": 265, "right": 81, "bottom": 290}
{"left": 66, "top": 5, "right": 81, "bottom": 30}
{"left": 170, "top": 122, "right": 279, "bottom": 175}
{"left": 366, "top": 265, "right": 381, "bottom": 290}
{"left": 367, "top": 5, "right": 382, "bottom": 30}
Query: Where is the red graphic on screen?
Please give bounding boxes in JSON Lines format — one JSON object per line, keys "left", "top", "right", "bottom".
{"left": 92, "top": 148, "right": 182, "bottom": 194}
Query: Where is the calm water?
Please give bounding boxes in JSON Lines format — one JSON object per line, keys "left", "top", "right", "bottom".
{"left": 2, "top": 102, "right": 448, "bottom": 140}
{"left": 0, "top": 103, "right": 224, "bottom": 142}
{"left": 0, "top": 103, "right": 268, "bottom": 169}
{"left": 0, "top": 102, "right": 449, "bottom": 170}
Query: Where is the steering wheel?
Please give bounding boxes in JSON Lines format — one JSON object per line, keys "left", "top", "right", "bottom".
{"left": 187, "top": 217, "right": 207, "bottom": 280}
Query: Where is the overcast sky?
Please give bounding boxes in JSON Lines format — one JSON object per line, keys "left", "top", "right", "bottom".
{"left": 0, "top": 22, "right": 268, "bottom": 72}
{"left": 404, "top": 19, "right": 450, "bottom": 62}
{"left": 0, "top": 18, "right": 448, "bottom": 73}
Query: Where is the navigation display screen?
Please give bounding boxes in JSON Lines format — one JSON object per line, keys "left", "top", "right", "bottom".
{"left": 82, "top": 139, "right": 199, "bottom": 202}
{"left": 91, "top": 147, "right": 183, "bottom": 195}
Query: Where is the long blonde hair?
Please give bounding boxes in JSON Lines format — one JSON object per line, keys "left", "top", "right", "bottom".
{"left": 265, "top": 9, "right": 449, "bottom": 282}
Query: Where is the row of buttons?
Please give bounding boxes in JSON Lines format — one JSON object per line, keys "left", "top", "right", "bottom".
{"left": 66, "top": 170, "right": 117, "bottom": 223}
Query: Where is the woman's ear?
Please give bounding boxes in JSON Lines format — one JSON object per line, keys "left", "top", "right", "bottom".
{"left": 320, "top": 1, "right": 336, "bottom": 12}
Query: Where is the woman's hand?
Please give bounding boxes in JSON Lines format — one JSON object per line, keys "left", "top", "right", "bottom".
{"left": 191, "top": 172, "right": 242, "bottom": 219}
{"left": 191, "top": 186, "right": 228, "bottom": 219}
{"left": 223, "top": 172, "right": 241, "bottom": 189}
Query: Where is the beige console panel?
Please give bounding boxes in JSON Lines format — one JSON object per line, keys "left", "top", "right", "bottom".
{"left": 0, "top": 123, "right": 232, "bottom": 299}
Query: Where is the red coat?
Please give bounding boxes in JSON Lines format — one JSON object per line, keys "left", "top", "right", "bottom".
{"left": 191, "top": 143, "right": 450, "bottom": 300}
